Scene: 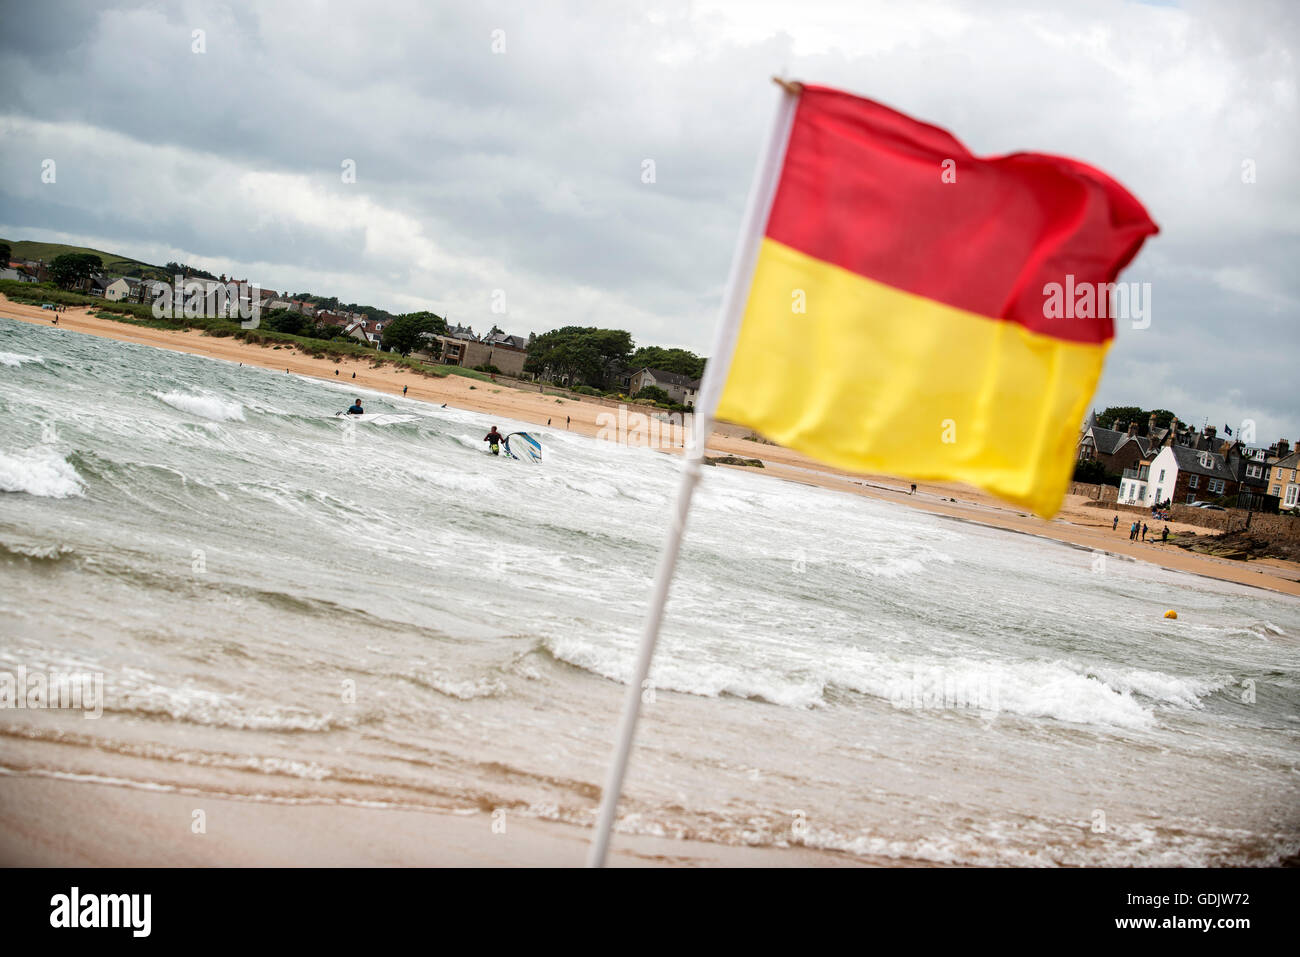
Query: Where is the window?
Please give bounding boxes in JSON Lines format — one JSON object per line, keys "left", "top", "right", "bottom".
{"left": 1188, "top": 475, "right": 1198, "bottom": 489}
{"left": 1208, "top": 479, "right": 1225, "bottom": 494}
{"left": 1274, "top": 486, "right": 1282, "bottom": 496}
{"left": 1287, "top": 487, "right": 1299, "bottom": 507}
{"left": 1187, "top": 493, "right": 1196, "bottom": 504}
{"left": 1247, "top": 464, "right": 1263, "bottom": 478}
{"left": 1159, "top": 469, "right": 1166, "bottom": 481}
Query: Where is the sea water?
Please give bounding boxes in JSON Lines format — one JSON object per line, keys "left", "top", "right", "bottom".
{"left": 1, "top": 316, "right": 1297, "bottom": 865}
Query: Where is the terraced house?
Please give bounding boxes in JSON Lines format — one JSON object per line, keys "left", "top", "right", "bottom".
{"left": 1269, "top": 449, "right": 1300, "bottom": 511}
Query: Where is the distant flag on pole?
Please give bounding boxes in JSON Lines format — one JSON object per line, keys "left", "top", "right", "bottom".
{"left": 1224, "top": 424, "right": 1232, "bottom": 436}
{"left": 712, "top": 84, "right": 1159, "bottom": 517}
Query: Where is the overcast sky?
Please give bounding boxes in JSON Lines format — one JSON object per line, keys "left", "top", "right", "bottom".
{"left": 1, "top": 0, "right": 1296, "bottom": 443}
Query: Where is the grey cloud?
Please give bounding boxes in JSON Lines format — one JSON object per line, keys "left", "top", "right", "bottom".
{"left": 0, "top": 0, "right": 1295, "bottom": 440}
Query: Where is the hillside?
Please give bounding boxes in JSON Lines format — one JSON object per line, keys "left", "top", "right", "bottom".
{"left": 1, "top": 238, "right": 168, "bottom": 279}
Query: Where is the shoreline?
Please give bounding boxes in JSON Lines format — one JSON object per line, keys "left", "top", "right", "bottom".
{"left": 3, "top": 296, "right": 1297, "bottom": 598}
{"left": 0, "top": 772, "right": 882, "bottom": 867}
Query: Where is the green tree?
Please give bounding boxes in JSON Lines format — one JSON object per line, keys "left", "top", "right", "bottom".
{"left": 1147, "top": 409, "right": 1177, "bottom": 431}
{"left": 525, "top": 326, "right": 632, "bottom": 387}
{"left": 382, "top": 311, "right": 447, "bottom": 357}
{"left": 262, "top": 308, "right": 311, "bottom": 336}
{"left": 310, "top": 323, "right": 351, "bottom": 341}
{"left": 0, "top": 242, "right": 11, "bottom": 266}
{"left": 1096, "top": 406, "right": 1142, "bottom": 431}
{"left": 49, "top": 252, "right": 104, "bottom": 290}
{"left": 628, "top": 346, "right": 705, "bottom": 379}
{"left": 1096, "top": 406, "right": 1180, "bottom": 435}
{"left": 633, "top": 385, "right": 671, "bottom": 404}
{"left": 1072, "top": 459, "right": 1119, "bottom": 486}
{"left": 163, "top": 261, "right": 218, "bottom": 280}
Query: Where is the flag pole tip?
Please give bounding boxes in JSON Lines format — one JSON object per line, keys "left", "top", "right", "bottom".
{"left": 771, "top": 76, "right": 803, "bottom": 95}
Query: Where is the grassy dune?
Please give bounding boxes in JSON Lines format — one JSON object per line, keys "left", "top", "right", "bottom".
{"left": 1, "top": 238, "right": 165, "bottom": 278}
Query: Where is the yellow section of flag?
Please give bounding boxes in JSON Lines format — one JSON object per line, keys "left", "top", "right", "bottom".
{"left": 713, "top": 239, "right": 1109, "bottom": 517}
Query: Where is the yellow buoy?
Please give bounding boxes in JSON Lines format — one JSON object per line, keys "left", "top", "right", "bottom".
{"left": 1164, "top": 610, "right": 1178, "bottom": 620}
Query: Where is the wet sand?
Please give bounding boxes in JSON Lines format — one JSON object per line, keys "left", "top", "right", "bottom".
{"left": 0, "top": 774, "right": 884, "bottom": 867}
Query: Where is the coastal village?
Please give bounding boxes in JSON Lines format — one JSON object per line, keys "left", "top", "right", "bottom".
{"left": 1, "top": 254, "right": 706, "bottom": 407}
{"left": 1077, "top": 411, "right": 1299, "bottom": 517}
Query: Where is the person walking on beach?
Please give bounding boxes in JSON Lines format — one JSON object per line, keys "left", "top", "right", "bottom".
{"left": 403, "top": 385, "right": 408, "bottom": 396}
{"left": 910, "top": 484, "right": 917, "bottom": 495}
{"left": 566, "top": 416, "right": 570, "bottom": 429}
{"left": 352, "top": 371, "right": 356, "bottom": 379}
{"left": 547, "top": 418, "right": 551, "bottom": 426}
{"left": 484, "top": 426, "right": 505, "bottom": 455}
{"left": 1129, "top": 521, "right": 1138, "bottom": 541}
{"left": 1141, "top": 522, "right": 1148, "bottom": 542}
{"left": 1161, "top": 525, "right": 1169, "bottom": 543}
{"left": 1112, "top": 515, "right": 1119, "bottom": 531}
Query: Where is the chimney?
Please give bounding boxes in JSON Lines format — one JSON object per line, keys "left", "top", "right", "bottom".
{"left": 1170, "top": 417, "right": 1180, "bottom": 443}
{"left": 1148, "top": 412, "right": 1157, "bottom": 434}
{"left": 1279, "top": 438, "right": 1291, "bottom": 457}
{"left": 1128, "top": 422, "right": 1138, "bottom": 437}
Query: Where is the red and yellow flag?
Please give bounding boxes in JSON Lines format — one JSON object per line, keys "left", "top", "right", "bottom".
{"left": 714, "top": 85, "right": 1158, "bottom": 517}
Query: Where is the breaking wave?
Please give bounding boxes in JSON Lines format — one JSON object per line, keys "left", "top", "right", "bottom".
{"left": 0, "top": 447, "right": 85, "bottom": 498}
{"left": 151, "top": 390, "right": 245, "bottom": 421}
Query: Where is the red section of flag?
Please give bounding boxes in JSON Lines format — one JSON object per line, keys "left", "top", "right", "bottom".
{"left": 765, "top": 85, "right": 1159, "bottom": 345}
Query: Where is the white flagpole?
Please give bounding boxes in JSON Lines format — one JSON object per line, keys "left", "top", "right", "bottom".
{"left": 586, "top": 78, "right": 801, "bottom": 868}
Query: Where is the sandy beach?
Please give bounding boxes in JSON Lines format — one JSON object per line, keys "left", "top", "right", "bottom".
{"left": 0, "top": 774, "right": 881, "bottom": 867}
{"left": 5, "top": 295, "right": 1297, "bottom": 598}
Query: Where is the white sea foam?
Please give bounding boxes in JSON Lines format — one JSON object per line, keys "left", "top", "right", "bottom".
{"left": 117, "top": 682, "right": 339, "bottom": 731}
{"left": 152, "top": 390, "right": 245, "bottom": 421}
{"left": 1085, "top": 666, "right": 1232, "bottom": 709}
{"left": 545, "top": 630, "right": 1175, "bottom": 729}
{"left": 0, "top": 447, "right": 85, "bottom": 498}
{"left": 0, "top": 351, "right": 44, "bottom": 366}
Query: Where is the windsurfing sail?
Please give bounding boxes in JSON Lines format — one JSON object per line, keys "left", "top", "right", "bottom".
{"left": 503, "top": 431, "right": 542, "bottom": 463}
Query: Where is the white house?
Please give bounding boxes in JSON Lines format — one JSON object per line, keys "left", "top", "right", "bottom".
{"left": 103, "top": 277, "right": 142, "bottom": 301}
{"left": 626, "top": 368, "right": 702, "bottom": 405}
{"left": 1117, "top": 465, "right": 1147, "bottom": 505}
{"left": 1138, "top": 445, "right": 1236, "bottom": 507}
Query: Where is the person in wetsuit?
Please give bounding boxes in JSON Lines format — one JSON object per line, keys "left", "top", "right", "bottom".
{"left": 484, "top": 426, "right": 506, "bottom": 455}
{"left": 346, "top": 399, "right": 364, "bottom": 415}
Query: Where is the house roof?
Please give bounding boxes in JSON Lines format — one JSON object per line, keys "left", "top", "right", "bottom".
{"left": 1271, "top": 450, "right": 1300, "bottom": 471}
{"left": 639, "top": 368, "right": 697, "bottom": 388}
{"left": 1085, "top": 427, "right": 1127, "bottom": 456}
{"left": 484, "top": 333, "right": 527, "bottom": 350}
{"left": 1112, "top": 434, "right": 1152, "bottom": 457}
{"left": 1167, "top": 445, "right": 1233, "bottom": 479}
